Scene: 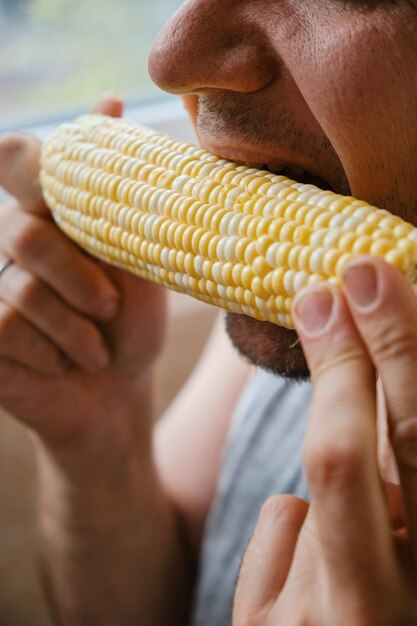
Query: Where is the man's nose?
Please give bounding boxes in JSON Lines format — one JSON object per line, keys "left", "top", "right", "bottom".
{"left": 148, "top": 0, "right": 276, "bottom": 95}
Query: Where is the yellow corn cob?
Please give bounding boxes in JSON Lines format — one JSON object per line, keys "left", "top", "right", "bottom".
{"left": 39, "top": 114, "right": 417, "bottom": 329}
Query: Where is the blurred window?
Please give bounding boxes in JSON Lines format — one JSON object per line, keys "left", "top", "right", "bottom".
{"left": 0, "top": 0, "right": 182, "bottom": 130}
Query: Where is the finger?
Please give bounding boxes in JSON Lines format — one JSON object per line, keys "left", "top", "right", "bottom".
{"left": 292, "top": 284, "right": 397, "bottom": 587}
{"left": 0, "top": 133, "right": 46, "bottom": 215}
{"left": 342, "top": 256, "right": 417, "bottom": 562}
{"left": 384, "top": 482, "right": 406, "bottom": 532}
{"left": 0, "top": 208, "right": 120, "bottom": 321}
{"left": 268, "top": 507, "right": 319, "bottom": 625}
{"left": 90, "top": 93, "right": 124, "bottom": 117}
{"left": 377, "top": 387, "right": 400, "bottom": 486}
{"left": 0, "top": 263, "right": 110, "bottom": 372}
{"left": 279, "top": 505, "right": 319, "bottom": 585}
{"left": 0, "top": 302, "right": 69, "bottom": 376}
{"left": 0, "top": 95, "right": 123, "bottom": 217}
{"left": 233, "top": 495, "right": 308, "bottom": 625}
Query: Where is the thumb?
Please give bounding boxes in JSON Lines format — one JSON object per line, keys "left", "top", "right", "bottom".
{"left": 0, "top": 132, "right": 46, "bottom": 215}
{"left": 233, "top": 495, "right": 308, "bottom": 626}
{"left": 0, "top": 93, "right": 125, "bottom": 216}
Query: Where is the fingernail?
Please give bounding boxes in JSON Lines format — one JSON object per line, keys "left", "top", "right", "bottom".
{"left": 343, "top": 263, "right": 378, "bottom": 308}
{"left": 294, "top": 290, "right": 334, "bottom": 335}
{"left": 100, "top": 297, "right": 120, "bottom": 321}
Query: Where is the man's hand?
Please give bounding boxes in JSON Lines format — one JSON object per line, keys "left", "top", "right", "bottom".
{"left": 0, "top": 97, "right": 193, "bottom": 625}
{"left": 234, "top": 257, "right": 417, "bottom": 626}
{"left": 0, "top": 94, "right": 166, "bottom": 454}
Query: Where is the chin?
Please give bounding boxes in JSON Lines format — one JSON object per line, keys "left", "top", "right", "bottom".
{"left": 225, "top": 312, "right": 310, "bottom": 382}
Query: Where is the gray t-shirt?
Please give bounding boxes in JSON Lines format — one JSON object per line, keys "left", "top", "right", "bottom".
{"left": 190, "top": 368, "right": 312, "bottom": 626}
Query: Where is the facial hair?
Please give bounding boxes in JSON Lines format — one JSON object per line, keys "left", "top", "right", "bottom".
{"left": 225, "top": 312, "right": 310, "bottom": 382}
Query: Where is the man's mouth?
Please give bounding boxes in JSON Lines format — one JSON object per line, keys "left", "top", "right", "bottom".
{"left": 200, "top": 141, "right": 343, "bottom": 194}
{"left": 237, "top": 161, "right": 336, "bottom": 193}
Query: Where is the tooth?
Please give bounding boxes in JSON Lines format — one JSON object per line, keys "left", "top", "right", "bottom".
{"left": 266, "top": 163, "right": 286, "bottom": 173}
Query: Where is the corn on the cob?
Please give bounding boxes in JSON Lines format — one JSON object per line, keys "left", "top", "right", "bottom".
{"left": 39, "top": 114, "right": 417, "bottom": 329}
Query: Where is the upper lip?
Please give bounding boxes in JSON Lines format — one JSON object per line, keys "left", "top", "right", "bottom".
{"left": 199, "top": 139, "right": 346, "bottom": 194}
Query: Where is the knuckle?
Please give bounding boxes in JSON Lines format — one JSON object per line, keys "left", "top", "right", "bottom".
{"left": 9, "top": 216, "right": 48, "bottom": 259}
{"left": 15, "top": 273, "right": 42, "bottom": 309}
{"left": 0, "top": 133, "right": 27, "bottom": 161}
{"left": 0, "top": 132, "right": 39, "bottom": 160}
{"left": 304, "top": 437, "right": 364, "bottom": 492}
{"left": 311, "top": 344, "right": 366, "bottom": 385}
{"left": 390, "top": 415, "right": 417, "bottom": 471}
{"left": 370, "top": 319, "right": 417, "bottom": 365}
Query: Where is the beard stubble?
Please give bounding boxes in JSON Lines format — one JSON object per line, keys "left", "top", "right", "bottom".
{"left": 225, "top": 312, "right": 310, "bottom": 382}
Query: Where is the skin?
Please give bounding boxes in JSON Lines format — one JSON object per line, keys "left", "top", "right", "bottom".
{"left": 148, "top": 0, "right": 417, "bottom": 379}
{"left": 0, "top": 97, "right": 192, "bottom": 625}
{"left": 151, "top": 1, "right": 417, "bottom": 624}
{"left": 0, "top": 93, "right": 251, "bottom": 625}
{"left": 1, "top": 1, "right": 417, "bottom": 625}
{"left": 233, "top": 260, "right": 417, "bottom": 625}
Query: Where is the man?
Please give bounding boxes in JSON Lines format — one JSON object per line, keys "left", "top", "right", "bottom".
{"left": 0, "top": 1, "right": 417, "bottom": 624}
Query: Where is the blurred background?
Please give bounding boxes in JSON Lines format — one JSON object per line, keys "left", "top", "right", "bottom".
{"left": 0, "top": 0, "right": 182, "bottom": 130}
{"left": 0, "top": 2, "right": 218, "bottom": 624}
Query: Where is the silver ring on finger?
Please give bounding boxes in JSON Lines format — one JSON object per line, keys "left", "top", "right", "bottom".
{"left": 0, "top": 259, "right": 14, "bottom": 279}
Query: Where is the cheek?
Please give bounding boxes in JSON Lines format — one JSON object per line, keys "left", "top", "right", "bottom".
{"left": 282, "top": 12, "right": 417, "bottom": 211}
